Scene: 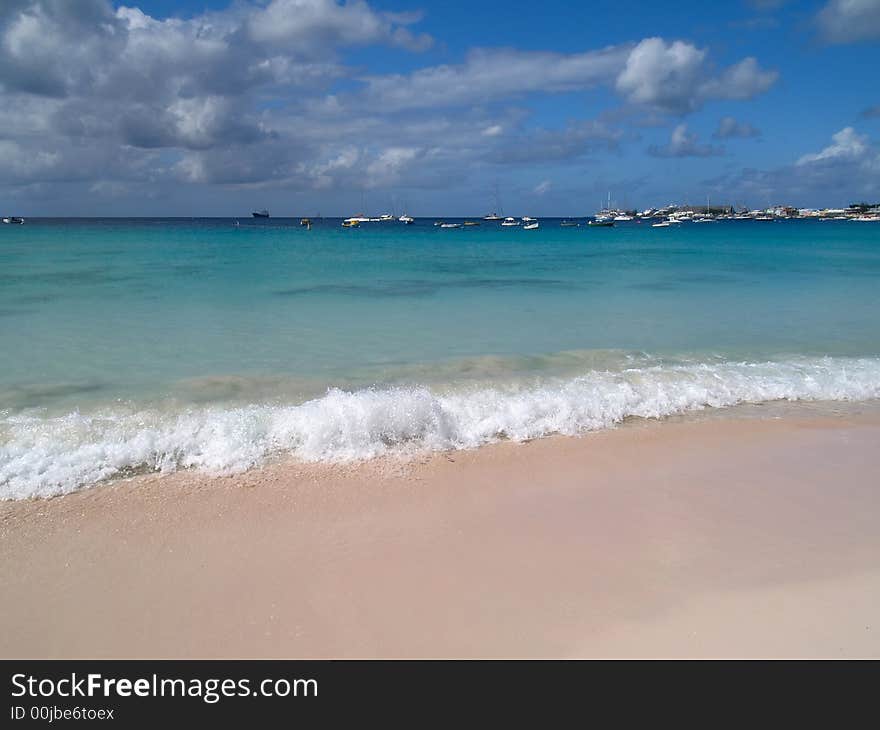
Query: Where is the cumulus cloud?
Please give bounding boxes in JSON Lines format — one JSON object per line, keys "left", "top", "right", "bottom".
{"left": 707, "top": 126, "right": 880, "bottom": 206}
{"left": 357, "top": 45, "right": 631, "bottom": 112}
{"left": 714, "top": 116, "right": 760, "bottom": 139}
{"left": 0, "top": 1, "right": 778, "bottom": 209}
{"left": 0, "top": 0, "right": 433, "bottom": 190}
{"left": 356, "top": 38, "right": 776, "bottom": 115}
{"left": 615, "top": 38, "right": 777, "bottom": 114}
{"left": 816, "top": 0, "right": 880, "bottom": 43}
{"left": 245, "top": 0, "right": 431, "bottom": 51}
{"left": 648, "top": 124, "right": 724, "bottom": 157}
{"left": 796, "top": 126, "right": 870, "bottom": 165}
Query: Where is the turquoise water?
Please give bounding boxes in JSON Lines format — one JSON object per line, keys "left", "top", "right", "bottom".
{"left": 2, "top": 217, "right": 880, "bottom": 497}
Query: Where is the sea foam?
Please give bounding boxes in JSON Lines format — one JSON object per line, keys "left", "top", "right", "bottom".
{"left": 2, "top": 356, "right": 879, "bottom": 499}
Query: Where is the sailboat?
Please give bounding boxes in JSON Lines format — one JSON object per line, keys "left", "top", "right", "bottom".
{"left": 484, "top": 183, "right": 504, "bottom": 220}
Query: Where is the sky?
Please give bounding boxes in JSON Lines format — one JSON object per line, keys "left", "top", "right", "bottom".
{"left": 0, "top": 0, "right": 878, "bottom": 216}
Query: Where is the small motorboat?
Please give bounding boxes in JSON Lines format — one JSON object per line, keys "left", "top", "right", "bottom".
{"left": 587, "top": 219, "right": 614, "bottom": 227}
{"left": 560, "top": 220, "right": 580, "bottom": 227}
{"left": 252, "top": 209, "right": 270, "bottom": 218}
{"left": 523, "top": 222, "right": 539, "bottom": 230}
{"left": 300, "top": 218, "right": 312, "bottom": 228}
{"left": 342, "top": 218, "right": 360, "bottom": 228}
{"left": 501, "top": 217, "right": 519, "bottom": 227}
{"left": 463, "top": 220, "right": 480, "bottom": 226}
{"left": 652, "top": 221, "right": 671, "bottom": 227}
{"left": 440, "top": 222, "right": 462, "bottom": 228}
{"left": 399, "top": 214, "right": 414, "bottom": 224}
{"left": 3, "top": 217, "right": 24, "bottom": 224}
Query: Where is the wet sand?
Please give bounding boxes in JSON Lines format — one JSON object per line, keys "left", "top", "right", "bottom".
{"left": 1, "top": 413, "right": 879, "bottom": 658}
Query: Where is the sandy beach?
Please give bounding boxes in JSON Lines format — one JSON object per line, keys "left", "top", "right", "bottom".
{"left": 2, "top": 412, "right": 879, "bottom": 658}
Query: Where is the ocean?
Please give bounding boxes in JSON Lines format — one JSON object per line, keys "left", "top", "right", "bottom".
{"left": 2, "top": 217, "right": 879, "bottom": 498}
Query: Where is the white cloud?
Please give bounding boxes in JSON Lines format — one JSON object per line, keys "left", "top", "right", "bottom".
{"left": 649, "top": 124, "right": 724, "bottom": 157}
{"left": 0, "top": 2, "right": 778, "bottom": 206}
{"left": 816, "top": 0, "right": 880, "bottom": 43}
{"left": 364, "top": 146, "right": 420, "bottom": 187}
{"left": 616, "top": 38, "right": 777, "bottom": 113}
{"left": 533, "top": 180, "right": 552, "bottom": 195}
{"left": 245, "top": 0, "right": 432, "bottom": 51}
{"left": 616, "top": 38, "right": 706, "bottom": 112}
{"left": 708, "top": 126, "right": 880, "bottom": 206}
{"left": 359, "top": 45, "right": 631, "bottom": 112}
{"left": 714, "top": 116, "right": 760, "bottom": 139}
{"left": 699, "top": 57, "right": 778, "bottom": 101}
{"left": 796, "top": 126, "right": 869, "bottom": 165}
{"left": 357, "top": 38, "right": 776, "bottom": 116}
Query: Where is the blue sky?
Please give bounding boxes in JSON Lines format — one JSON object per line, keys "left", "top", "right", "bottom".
{"left": 1, "top": 0, "right": 878, "bottom": 215}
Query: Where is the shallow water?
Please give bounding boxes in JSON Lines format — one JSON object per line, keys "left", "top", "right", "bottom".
{"left": 2, "top": 217, "right": 879, "bottom": 497}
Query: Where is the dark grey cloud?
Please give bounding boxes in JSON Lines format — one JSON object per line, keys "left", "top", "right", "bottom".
{"left": 860, "top": 105, "right": 880, "bottom": 119}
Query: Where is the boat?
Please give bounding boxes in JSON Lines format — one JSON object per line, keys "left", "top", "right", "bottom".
{"left": 613, "top": 214, "right": 633, "bottom": 222}
{"left": 521, "top": 216, "right": 536, "bottom": 222}
{"left": 484, "top": 183, "right": 504, "bottom": 220}
{"left": 399, "top": 214, "right": 414, "bottom": 224}
{"left": 341, "top": 218, "right": 360, "bottom": 227}
{"left": 463, "top": 221, "right": 480, "bottom": 226}
{"left": 652, "top": 221, "right": 671, "bottom": 227}
{"left": 440, "top": 223, "right": 462, "bottom": 229}
{"left": 501, "top": 217, "right": 519, "bottom": 227}
{"left": 252, "top": 209, "right": 270, "bottom": 218}
{"left": 587, "top": 219, "right": 614, "bottom": 227}
{"left": 300, "top": 218, "right": 312, "bottom": 227}
{"left": 3, "top": 216, "right": 24, "bottom": 224}
{"left": 560, "top": 220, "right": 580, "bottom": 227}
{"left": 378, "top": 213, "right": 394, "bottom": 221}
{"left": 523, "top": 222, "right": 539, "bottom": 230}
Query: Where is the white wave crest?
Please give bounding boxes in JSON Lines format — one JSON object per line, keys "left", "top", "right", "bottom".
{"left": 2, "top": 356, "right": 879, "bottom": 499}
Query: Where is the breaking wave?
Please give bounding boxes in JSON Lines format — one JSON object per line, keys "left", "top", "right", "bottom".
{"left": 2, "top": 356, "right": 880, "bottom": 499}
